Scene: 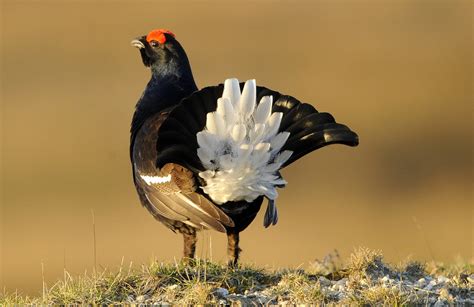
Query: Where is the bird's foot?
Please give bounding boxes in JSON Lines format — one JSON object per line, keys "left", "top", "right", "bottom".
{"left": 227, "top": 258, "right": 240, "bottom": 269}
{"left": 226, "top": 231, "right": 241, "bottom": 268}
{"left": 181, "top": 257, "right": 198, "bottom": 267}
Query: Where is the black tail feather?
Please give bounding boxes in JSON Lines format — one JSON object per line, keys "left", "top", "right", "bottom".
{"left": 282, "top": 127, "right": 359, "bottom": 167}
{"left": 271, "top": 95, "right": 358, "bottom": 167}
{"left": 284, "top": 113, "right": 336, "bottom": 136}
{"left": 279, "top": 102, "right": 318, "bottom": 131}
{"left": 155, "top": 83, "right": 358, "bottom": 172}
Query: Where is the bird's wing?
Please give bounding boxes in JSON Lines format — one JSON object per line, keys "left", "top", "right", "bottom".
{"left": 136, "top": 163, "right": 234, "bottom": 232}
{"left": 132, "top": 111, "right": 234, "bottom": 232}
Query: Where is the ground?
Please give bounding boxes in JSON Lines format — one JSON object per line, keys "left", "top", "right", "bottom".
{"left": 1, "top": 248, "right": 472, "bottom": 306}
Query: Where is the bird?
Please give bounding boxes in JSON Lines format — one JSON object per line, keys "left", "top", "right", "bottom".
{"left": 130, "top": 29, "right": 359, "bottom": 266}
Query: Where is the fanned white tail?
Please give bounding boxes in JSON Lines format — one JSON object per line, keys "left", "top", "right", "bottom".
{"left": 197, "top": 79, "right": 293, "bottom": 204}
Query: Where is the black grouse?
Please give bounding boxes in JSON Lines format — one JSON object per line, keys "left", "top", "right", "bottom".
{"left": 130, "top": 29, "right": 358, "bottom": 266}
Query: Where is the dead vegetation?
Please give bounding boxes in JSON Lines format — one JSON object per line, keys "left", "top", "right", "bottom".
{"left": 1, "top": 248, "right": 472, "bottom": 305}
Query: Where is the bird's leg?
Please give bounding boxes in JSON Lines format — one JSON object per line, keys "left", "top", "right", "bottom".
{"left": 227, "top": 231, "right": 241, "bottom": 267}
{"left": 182, "top": 231, "right": 197, "bottom": 263}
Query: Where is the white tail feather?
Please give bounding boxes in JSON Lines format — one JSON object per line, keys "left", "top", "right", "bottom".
{"left": 270, "top": 132, "right": 290, "bottom": 154}
{"left": 239, "top": 79, "right": 256, "bottom": 118}
{"left": 254, "top": 96, "right": 272, "bottom": 124}
{"left": 197, "top": 79, "right": 293, "bottom": 204}
{"left": 222, "top": 79, "right": 241, "bottom": 108}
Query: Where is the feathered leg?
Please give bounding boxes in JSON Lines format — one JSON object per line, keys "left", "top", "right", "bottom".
{"left": 182, "top": 230, "right": 197, "bottom": 261}
{"left": 227, "top": 231, "right": 241, "bottom": 267}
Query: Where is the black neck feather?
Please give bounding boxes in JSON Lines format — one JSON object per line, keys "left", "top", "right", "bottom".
{"left": 130, "top": 57, "right": 198, "bottom": 153}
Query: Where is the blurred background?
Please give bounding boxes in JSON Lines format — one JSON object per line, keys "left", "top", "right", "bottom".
{"left": 1, "top": 0, "right": 472, "bottom": 295}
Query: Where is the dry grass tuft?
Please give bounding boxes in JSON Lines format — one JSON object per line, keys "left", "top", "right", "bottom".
{"left": 355, "top": 284, "right": 409, "bottom": 306}
{"left": 1, "top": 250, "right": 472, "bottom": 305}
{"left": 271, "top": 271, "right": 325, "bottom": 304}
{"left": 348, "top": 247, "right": 390, "bottom": 279}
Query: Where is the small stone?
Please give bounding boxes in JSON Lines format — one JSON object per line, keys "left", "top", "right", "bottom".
{"left": 437, "top": 276, "right": 449, "bottom": 284}
{"left": 381, "top": 275, "right": 390, "bottom": 283}
{"left": 433, "top": 299, "right": 447, "bottom": 307}
{"left": 214, "top": 287, "right": 229, "bottom": 298}
{"left": 318, "top": 276, "right": 331, "bottom": 287}
{"left": 336, "top": 278, "right": 348, "bottom": 286}
{"left": 136, "top": 294, "right": 149, "bottom": 303}
{"left": 439, "top": 288, "right": 453, "bottom": 301}
{"left": 331, "top": 278, "right": 348, "bottom": 291}
{"left": 417, "top": 278, "right": 427, "bottom": 287}
{"left": 167, "top": 284, "right": 178, "bottom": 290}
{"left": 425, "top": 280, "right": 437, "bottom": 291}
{"left": 467, "top": 274, "right": 474, "bottom": 284}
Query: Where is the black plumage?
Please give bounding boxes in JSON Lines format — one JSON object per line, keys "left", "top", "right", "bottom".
{"left": 130, "top": 29, "right": 359, "bottom": 265}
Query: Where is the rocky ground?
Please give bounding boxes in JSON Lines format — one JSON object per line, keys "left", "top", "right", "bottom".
{"left": 2, "top": 248, "right": 472, "bottom": 305}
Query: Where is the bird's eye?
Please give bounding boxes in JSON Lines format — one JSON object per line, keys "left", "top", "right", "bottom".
{"left": 150, "top": 41, "right": 159, "bottom": 47}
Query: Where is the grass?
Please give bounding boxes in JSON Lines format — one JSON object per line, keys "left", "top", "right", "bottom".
{"left": 1, "top": 249, "right": 472, "bottom": 305}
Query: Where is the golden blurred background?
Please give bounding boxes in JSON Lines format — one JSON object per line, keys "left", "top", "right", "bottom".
{"left": 1, "top": 0, "right": 472, "bottom": 295}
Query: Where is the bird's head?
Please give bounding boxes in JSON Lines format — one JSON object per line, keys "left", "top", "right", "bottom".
{"left": 131, "top": 29, "right": 191, "bottom": 78}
